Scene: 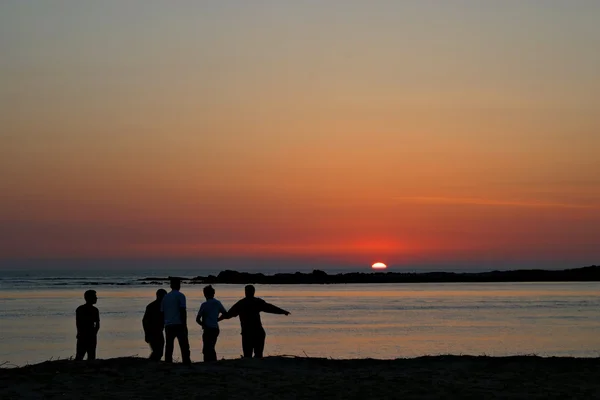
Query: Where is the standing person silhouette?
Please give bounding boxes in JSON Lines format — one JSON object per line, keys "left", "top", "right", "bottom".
{"left": 219, "top": 285, "right": 290, "bottom": 358}
{"left": 143, "top": 288, "right": 167, "bottom": 361}
{"left": 75, "top": 290, "right": 100, "bottom": 361}
{"left": 161, "top": 278, "right": 191, "bottom": 364}
{"left": 196, "top": 285, "right": 227, "bottom": 362}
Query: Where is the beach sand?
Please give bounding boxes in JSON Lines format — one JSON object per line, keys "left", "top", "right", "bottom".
{"left": 1, "top": 356, "right": 599, "bottom": 399}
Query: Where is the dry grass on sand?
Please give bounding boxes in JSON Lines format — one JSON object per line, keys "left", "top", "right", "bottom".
{"left": 1, "top": 355, "right": 599, "bottom": 399}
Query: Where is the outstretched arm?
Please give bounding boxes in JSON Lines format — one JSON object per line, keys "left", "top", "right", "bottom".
{"left": 219, "top": 301, "right": 239, "bottom": 321}
{"left": 217, "top": 314, "right": 228, "bottom": 321}
{"left": 218, "top": 303, "right": 228, "bottom": 320}
{"left": 262, "top": 302, "right": 290, "bottom": 316}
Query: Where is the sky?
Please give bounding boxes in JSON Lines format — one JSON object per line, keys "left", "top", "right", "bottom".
{"left": 1, "top": 1, "right": 599, "bottom": 270}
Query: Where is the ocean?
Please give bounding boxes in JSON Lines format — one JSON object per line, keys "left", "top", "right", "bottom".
{"left": 1, "top": 269, "right": 599, "bottom": 366}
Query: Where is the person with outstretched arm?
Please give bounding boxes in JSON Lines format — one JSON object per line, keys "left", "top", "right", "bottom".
{"left": 143, "top": 288, "right": 167, "bottom": 361}
{"left": 75, "top": 290, "right": 100, "bottom": 361}
{"left": 219, "top": 285, "right": 290, "bottom": 358}
{"left": 161, "top": 278, "right": 191, "bottom": 364}
{"left": 196, "top": 285, "right": 227, "bottom": 362}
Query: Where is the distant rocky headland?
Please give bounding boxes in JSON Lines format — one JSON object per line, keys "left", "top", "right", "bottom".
{"left": 139, "top": 265, "right": 600, "bottom": 285}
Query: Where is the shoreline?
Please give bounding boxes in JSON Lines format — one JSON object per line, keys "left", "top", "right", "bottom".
{"left": 2, "top": 266, "right": 599, "bottom": 288}
{"left": 2, "top": 355, "right": 599, "bottom": 399}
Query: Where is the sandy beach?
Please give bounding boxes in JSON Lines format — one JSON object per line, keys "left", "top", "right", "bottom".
{"left": 2, "top": 356, "right": 599, "bottom": 399}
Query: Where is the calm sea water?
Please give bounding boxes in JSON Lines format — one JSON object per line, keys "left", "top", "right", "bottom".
{"left": 1, "top": 270, "right": 599, "bottom": 366}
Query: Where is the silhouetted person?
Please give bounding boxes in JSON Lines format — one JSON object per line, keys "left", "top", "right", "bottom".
{"left": 143, "top": 288, "right": 167, "bottom": 361}
{"left": 219, "top": 285, "right": 290, "bottom": 358}
{"left": 75, "top": 290, "right": 100, "bottom": 361}
{"left": 196, "top": 285, "right": 227, "bottom": 362}
{"left": 161, "top": 278, "right": 191, "bottom": 364}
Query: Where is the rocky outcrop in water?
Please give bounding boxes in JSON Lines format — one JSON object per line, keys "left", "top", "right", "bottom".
{"left": 138, "top": 265, "right": 600, "bottom": 284}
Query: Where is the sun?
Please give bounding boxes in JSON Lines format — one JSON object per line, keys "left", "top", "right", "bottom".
{"left": 371, "top": 262, "right": 387, "bottom": 270}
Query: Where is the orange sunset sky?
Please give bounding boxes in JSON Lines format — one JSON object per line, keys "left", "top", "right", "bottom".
{"left": 1, "top": 2, "right": 599, "bottom": 269}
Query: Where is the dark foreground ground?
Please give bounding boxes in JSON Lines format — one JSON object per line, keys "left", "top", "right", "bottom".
{"left": 1, "top": 356, "right": 599, "bottom": 399}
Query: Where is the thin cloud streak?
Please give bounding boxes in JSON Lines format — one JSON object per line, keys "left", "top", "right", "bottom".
{"left": 395, "top": 197, "right": 599, "bottom": 209}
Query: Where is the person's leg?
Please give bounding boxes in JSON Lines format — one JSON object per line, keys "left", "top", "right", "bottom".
{"left": 253, "top": 328, "right": 266, "bottom": 359}
{"left": 211, "top": 328, "right": 220, "bottom": 361}
{"left": 202, "top": 329, "right": 209, "bottom": 362}
{"left": 156, "top": 333, "right": 164, "bottom": 360}
{"left": 149, "top": 338, "right": 157, "bottom": 360}
{"left": 87, "top": 336, "right": 97, "bottom": 361}
{"left": 164, "top": 326, "right": 175, "bottom": 363}
{"left": 241, "top": 333, "right": 253, "bottom": 358}
{"left": 149, "top": 334, "right": 164, "bottom": 361}
{"left": 202, "top": 328, "right": 218, "bottom": 362}
{"left": 176, "top": 325, "right": 191, "bottom": 364}
{"left": 75, "top": 337, "right": 85, "bottom": 361}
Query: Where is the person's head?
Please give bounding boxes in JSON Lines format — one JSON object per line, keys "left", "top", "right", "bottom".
{"left": 170, "top": 278, "right": 181, "bottom": 291}
{"left": 244, "top": 285, "right": 255, "bottom": 298}
{"left": 84, "top": 290, "right": 97, "bottom": 304}
{"left": 203, "top": 285, "right": 215, "bottom": 300}
{"left": 156, "top": 288, "right": 167, "bottom": 300}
